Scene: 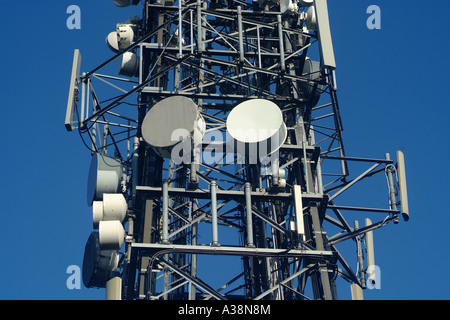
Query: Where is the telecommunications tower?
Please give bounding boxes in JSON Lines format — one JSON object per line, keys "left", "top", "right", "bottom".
{"left": 65, "top": 0, "right": 409, "bottom": 300}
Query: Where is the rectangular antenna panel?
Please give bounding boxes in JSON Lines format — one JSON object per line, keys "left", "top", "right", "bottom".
{"left": 365, "top": 218, "right": 375, "bottom": 283}
{"left": 397, "top": 150, "right": 409, "bottom": 221}
{"left": 293, "top": 185, "right": 305, "bottom": 240}
{"left": 65, "top": 49, "right": 82, "bottom": 132}
{"left": 314, "top": 0, "right": 336, "bottom": 69}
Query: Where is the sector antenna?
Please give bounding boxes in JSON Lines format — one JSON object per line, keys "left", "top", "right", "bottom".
{"left": 65, "top": 0, "right": 410, "bottom": 300}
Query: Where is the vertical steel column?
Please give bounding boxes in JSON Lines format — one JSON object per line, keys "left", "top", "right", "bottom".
{"left": 189, "top": 200, "right": 198, "bottom": 300}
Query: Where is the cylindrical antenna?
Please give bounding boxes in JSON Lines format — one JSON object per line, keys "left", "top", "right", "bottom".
{"left": 211, "top": 181, "right": 219, "bottom": 246}
{"left": 245, "top": 183, "right": 255, "bottom": 247}
{"left": 397, "top": 150, "right": 410, "bottom": 221}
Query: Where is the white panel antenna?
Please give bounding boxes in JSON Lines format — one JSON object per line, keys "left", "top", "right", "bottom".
{"left": 293, "top": 185, "right": 306, "bottom": 241}
{"left": 365, "top": 218, "right": 376, "bottom": 286}
{"left": 397, "top": 151, "right": 410, "bottom": 221}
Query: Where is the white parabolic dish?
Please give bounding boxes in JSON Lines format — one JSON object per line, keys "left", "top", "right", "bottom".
{"left": 99, "top": 220, "right": 126, "bottom": 251}
{"left": 106, "top": 32, "right": 119, "bottom": 53}
{"left": 82, "top": 231, "right": 119, "bottom": 288}
{"left": 141, "top": 96, "right": 205, "bottom": 158}
{"left": 226, "top": 99, "right": 287, "bottom": 157}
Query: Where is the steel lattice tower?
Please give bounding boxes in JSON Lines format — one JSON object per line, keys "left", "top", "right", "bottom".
{"left": 66, "top": 0, "right": 409, "bottom": 300}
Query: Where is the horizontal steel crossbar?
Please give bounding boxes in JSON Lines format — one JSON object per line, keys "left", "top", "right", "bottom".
{"left": 131, "top": 243, "right": 335, "bottom": 259}
{"left": 136, "top": 185, "right": 324, "bottom": 202}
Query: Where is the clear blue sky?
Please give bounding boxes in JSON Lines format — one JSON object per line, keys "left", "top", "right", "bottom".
{"left": 0, "top": 1, "right": 449, "bottom": 300}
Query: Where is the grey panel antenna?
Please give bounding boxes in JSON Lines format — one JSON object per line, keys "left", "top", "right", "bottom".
{"left": 314, "top": 0, "right": 336, "bottom": 69}
{"left": 65, "top": 49, "right": 82, "bottom": 131}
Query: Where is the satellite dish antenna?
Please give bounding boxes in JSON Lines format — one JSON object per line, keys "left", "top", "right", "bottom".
{"left": 106, "top": 23, "right": 136, "bottom": 53}
{"left": 226, "top": 99, "right": 287, "bottom": 161}
{"left": 93, "top": 193, "right": 128, "bottom": 229}
{"left": 99, "top": 220, "right": 126, "bottom": 250}
{"left": 141, "top": 96, "right": 206, "bottom": 159}
{"left": 117, "top": 24, "right": 135, "bottom": 50}
{"left": 87, "top": 153, "right": 124, "bottom": 206}
{"left": 106, "top": 32, "right": 119, "bottom": 53}
{"left": 82, "top": 231, "right": 119, "bottom": 288}
{"left": 118, "top": 51, "right": 139, "bottom": 77}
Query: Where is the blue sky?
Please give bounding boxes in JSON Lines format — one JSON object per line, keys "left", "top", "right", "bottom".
{"left": 0, "top": 1, "right": 449, "bottom": 300}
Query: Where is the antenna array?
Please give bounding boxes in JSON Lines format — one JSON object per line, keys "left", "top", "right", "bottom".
{"left": 66, "top": 0, "right": 409, "bottom": 300}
